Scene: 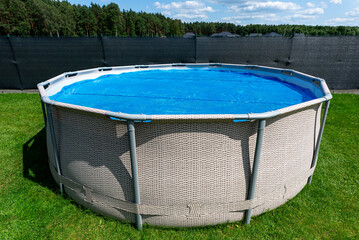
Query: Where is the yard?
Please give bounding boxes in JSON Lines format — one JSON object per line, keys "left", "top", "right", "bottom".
{"left": 0, "top": 93, "right": 358, "bottom": 239}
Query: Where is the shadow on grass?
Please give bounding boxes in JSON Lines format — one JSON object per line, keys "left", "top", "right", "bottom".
{"left": 21, "top": 128, "right": 138, "bottom": 227}
{"left": 23, "top": 127, "right": 58, "bottom": 192}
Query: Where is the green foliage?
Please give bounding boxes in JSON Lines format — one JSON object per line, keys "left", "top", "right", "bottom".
{"left": 1, "top": 0, "right": 359, "bottom": 37}
{"left": 0, "top": 93, "right": 358, "bottom": 239}
{"left": 0, "top": 0, "right": 31, "bottom": 35}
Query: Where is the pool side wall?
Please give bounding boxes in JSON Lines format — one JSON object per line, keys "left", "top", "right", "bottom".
{"left": 46, "top": 103, "right": 321, "bottom": 227}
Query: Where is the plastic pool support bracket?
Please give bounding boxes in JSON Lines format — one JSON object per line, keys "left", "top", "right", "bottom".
{"left": 127, "top": 120, "right": 143, "bottom": 230}
{"left": 245, "top": 119, "right": 266, "bottom": 225}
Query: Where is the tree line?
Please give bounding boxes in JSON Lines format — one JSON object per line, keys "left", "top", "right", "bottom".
{"left": 1, "top": 0, "right": 359, "bottom": 37}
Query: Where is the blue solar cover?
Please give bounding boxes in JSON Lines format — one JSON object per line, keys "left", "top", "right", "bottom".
{"left": 50, "top": 68, "right": 316, "bottom": 115}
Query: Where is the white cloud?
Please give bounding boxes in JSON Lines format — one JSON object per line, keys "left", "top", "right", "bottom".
{"left": 154, "top": 1, "right": 214, "bottom": 13}
{"left": 154, "top": 1, "right": 215, "bottom": 20}
{"left": 174, "top": 13, "right": 209, "bottom": 19}
{"left": 281, "top": 7, "right": 324, "bottom": 21}
{"left": 222, "top": 0, "right": 330, "bottom": 25}
{"left": 221, "top": 13, "right": 284, "bottom": 24}
{"left": 345, "top": 7, "right": 359, "bottom": 17}
{"left": 306, "top": 2, "right": 315, "bottom": 8}
{"left": 300, "top": 8, "right": 324, "bottom": 15}
{"left": 290, "top": 14, "right": 316, "bottom": 19}
{"left": 221, "top": 17, "right": 242, "bottom": 24}
{"left": 222, "top": 3, "right": 325, "bottom": 25}
{"left": 162, "top": 10, "right": 172, "bottom": 15}
{"left": 326, "top": 17, "right": 359, "bottom": 26}
{"left": 243, "top": 1, "right": 300, "bottom": 11}
{"left": 319, "top": 1, "right": 328, "bottom": 8}
{"left": 213, "top": 0, "right": 246, "bottom": 4}
{"left": 306, "top": 1, "right": 327, "bottom": 8}
{"left": 329, "top": 0, "right": 342, "bottom": 4}
{"left": 228, "top": 1, "right": 301, "bottom": 13}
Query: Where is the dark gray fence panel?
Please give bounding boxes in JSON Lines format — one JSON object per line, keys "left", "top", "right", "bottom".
{"left": 290, "top": 36, "right": 359, "bottom": 89}
{"left": 11, "top": 37, "right": 103, "bottom": 89}
{"left": 0, "top": 37, "right": 22, "bottom": 89}
{"left": 1, "top": 36, "right": 359, "bottom": 89}
{"left": 197, "top": 37, "right": 291, "bottom": 68}
{"left": 104, "top": 37, "right": 196, "bottom": 66}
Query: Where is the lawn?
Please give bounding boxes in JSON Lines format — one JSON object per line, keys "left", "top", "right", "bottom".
{"left": 0, "top": 93, "right": 358, "bottom": 239}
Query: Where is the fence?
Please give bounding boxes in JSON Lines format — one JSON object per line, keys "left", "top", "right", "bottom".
{"left": 1, "top": 36, "right": 359, "bottom": 89}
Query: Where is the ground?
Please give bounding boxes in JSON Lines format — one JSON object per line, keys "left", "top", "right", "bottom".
{"left": 0, "top": 93, "right": 358, "bottom": 239}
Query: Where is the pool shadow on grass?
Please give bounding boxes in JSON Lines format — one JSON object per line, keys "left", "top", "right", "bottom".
{"left": 22, "top": 127, "right": 58, "bottom": 192}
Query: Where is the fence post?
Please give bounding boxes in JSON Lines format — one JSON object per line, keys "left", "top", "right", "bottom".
{"left": 7, "top": 34, "right": 24, "bottom": 90}
{"left": 286, "top": 32, "right": 294, "bottom": 67}
{"left": 100, "top": 34, "right": 107, "bottom": 66}
{"left": 195, "top": 34, "right": 198, "bottom": 63}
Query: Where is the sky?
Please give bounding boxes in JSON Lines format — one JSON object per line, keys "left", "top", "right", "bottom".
{"left": 66, "top": 0, "right": 359, "bottom": 26}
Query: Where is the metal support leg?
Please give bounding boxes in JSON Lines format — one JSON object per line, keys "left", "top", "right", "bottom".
{"left": 245, "top": 119, "right": 266, "bottom": 224}
{"left": 46, "top": 104, "right": 63, "bottom": 194}
{"left": 127, "top": 120, "right": 143, "bottom": 230}
{"left": 40, "top": 98, "right": 47, "bottom": 128}
{"left": 308, "top": 100, "right": 330, "bottom": 185}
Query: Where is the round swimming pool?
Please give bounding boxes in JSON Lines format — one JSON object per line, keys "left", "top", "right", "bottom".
{"left": 38, "top": 63, "right": 331, "bottom": 228}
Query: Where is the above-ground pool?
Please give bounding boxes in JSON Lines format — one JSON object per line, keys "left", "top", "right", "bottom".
{"left": 38, "top": 63, "right": 331, "bottom": 228}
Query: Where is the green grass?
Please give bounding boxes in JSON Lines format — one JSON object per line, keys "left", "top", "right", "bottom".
{"left": 0, "top": 93, "right": 358, "bottom": 239}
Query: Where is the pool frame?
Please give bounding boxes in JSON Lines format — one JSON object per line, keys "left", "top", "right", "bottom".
{"left": 38, "top": 63, "right": 332, "bottom": 229}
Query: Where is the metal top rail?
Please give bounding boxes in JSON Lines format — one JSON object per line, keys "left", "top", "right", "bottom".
{"left": 38, "top": 63, "right": 332, "bottom": 122}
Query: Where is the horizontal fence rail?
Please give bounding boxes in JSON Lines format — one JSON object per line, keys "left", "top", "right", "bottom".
{"left": 1, "top": 36, "right": 359, "bottom": 89}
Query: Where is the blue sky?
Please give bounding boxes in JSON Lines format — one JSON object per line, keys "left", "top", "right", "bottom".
{"left": 66, "top": 0, "right": 359, "bottom": 26}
